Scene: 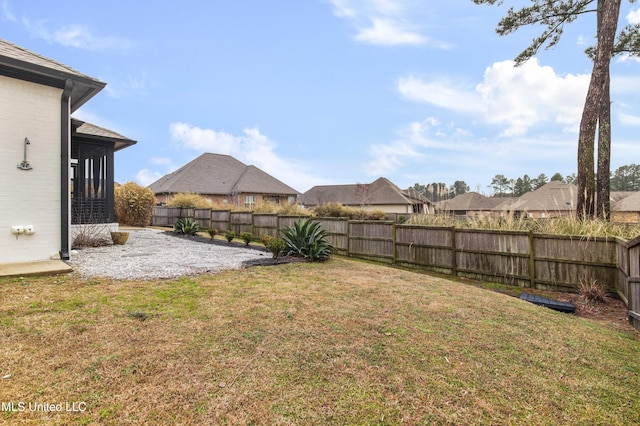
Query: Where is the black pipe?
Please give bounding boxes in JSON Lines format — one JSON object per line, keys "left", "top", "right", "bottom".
{"left": 60, "top": 79, "right": 73, "bottom": 260}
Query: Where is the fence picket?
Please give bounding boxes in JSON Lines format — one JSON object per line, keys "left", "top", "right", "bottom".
{"left": 151, "top": 207, "right": 640, "bottom": 330}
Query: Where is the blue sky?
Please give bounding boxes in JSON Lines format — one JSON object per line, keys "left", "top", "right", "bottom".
{"left": 2, "top": 0, "right": 639, "bottom": 194}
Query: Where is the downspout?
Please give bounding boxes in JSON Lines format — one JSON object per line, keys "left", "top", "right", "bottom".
{"left": 60, "top": 79, "right": 73, "bottom": 260}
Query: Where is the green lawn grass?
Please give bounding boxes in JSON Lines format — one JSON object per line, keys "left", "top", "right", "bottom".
{"left": 1, "top": 258, "right": 639, "bottom": 425}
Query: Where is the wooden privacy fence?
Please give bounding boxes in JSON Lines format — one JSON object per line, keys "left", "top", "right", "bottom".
{"left": 152, "top": 207, "right": 640, "bottom": 330}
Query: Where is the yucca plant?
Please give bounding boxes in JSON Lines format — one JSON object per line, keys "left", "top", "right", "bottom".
{"left": 173, "top": 218, "right": 200, "bottom": 236}
{"left": 280, "top": 218, "right": 333, "bottom": 261}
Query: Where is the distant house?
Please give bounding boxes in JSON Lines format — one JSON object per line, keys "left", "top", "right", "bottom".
{"left": 495, "top": 181, "right": 576, "bottom": 218}
{"left": 300, "top": 177, "right": 432, "bottom": 215}
{"left": 611, "top": 192, "right": 640, "bottom": 224}
{"left": 0, "top": 38, "right": 135, "bottom": 265}
{"left": 436, "top": 192, "right": 505, "bottom": 217}
{"left": 148, "top": 153, "right": 299, "bottom": 208}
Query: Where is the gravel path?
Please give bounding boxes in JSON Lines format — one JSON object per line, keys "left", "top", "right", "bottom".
{"left": 66, "top": 228, "right": 270, "bottom": 280}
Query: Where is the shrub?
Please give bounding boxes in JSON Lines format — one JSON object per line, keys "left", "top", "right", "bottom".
{"left": 312, "top": 203, "right": 387, "bottom": 221}
{"left": 167, "top": 192, "right": 210, "bottom": 209}
{"left": 207, "top": 228, "right": 219, "bottom": 239}
{"left": 71, "top": 223, "right": 111, "bottom": 248}
{"left": 579, "top": 277, "right": 609, "bottom": 304}
{"left": 266, "top": 237, "right": 286, "bottom": 259}
{"left": 313, "top": 202, "right": 349, "bottom": 218}
{"left": 280, "top": 218, "right": 333, "bottom": 261}
{"left": 260, "top": 234, "right": 273, "bottom": 246}
{"left": 240, "top": 232, "right": 254, "bottom": 246}
{"left": 224, "top": 230, "right": 235, "bottom": 242}
{"left": 114, "top": 182, "right": 156, "bottom": 226}
{"left": 173, "top": 218, "right": 200, "bottom": 236}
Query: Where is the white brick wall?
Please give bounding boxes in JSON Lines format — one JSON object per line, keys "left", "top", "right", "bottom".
{"left": 0, "top": 75, "right": 64, "bottom": 264}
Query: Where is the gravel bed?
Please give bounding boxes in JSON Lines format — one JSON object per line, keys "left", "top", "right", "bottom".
{"left": 65, "top": 228, "right": 271, "bottom": 280}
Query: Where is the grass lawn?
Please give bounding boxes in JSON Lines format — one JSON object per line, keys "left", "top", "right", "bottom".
{"left": 1, "top": 258, "right": 639, "bottom": 425}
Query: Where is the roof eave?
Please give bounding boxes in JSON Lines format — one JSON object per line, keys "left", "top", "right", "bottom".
{"left": 0, "top": 56, "right": 106, "bottom": 112}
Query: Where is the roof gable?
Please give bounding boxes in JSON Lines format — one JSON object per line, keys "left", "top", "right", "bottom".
{"left": 506, "top": 181, "right": 577, "bottom": 212}
{"left": 438, "top": 192, "right": 504, "bottom": 211}
{"left": 613, "top": 191, "right": 640, "bottom": 211}
{"left": 148, "top": 153, "right": 299, "bottom": 196}
{"left": 301, "top": 177, "right": 425, "bottom": 206}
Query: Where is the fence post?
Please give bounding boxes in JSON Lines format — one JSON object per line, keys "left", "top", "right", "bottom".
{"left": 393, "top": 221, "right": 397, "bottom": 265}
{"left": 347, "top": 221, "right": 351, "bottom": 258}
{"left": 528, "top": 231, "right": 535, "bottom": 289}
{"left": 451, "top": 227, "right": 457, "bottom": 277}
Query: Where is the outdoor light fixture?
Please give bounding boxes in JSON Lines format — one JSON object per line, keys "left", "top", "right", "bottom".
{"left": 17, "top": 137, "right": 32, "bottom": 170}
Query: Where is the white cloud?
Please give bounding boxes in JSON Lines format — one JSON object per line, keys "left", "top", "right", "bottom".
{"left": 135, "top": 169, "right": 163, "bottom": 186}
{"left": 619, "top": 112, "right": 640, "bottom": 126}
{"left": 3, "top": 0, "right": 132, "bottom": 51}
{"left": 355, "top": 17, "right": 426, "bottom": 46}
{"left": 168, "top": 122, "right": 320, "bottom": 192}
{"left": 47, "top": 25, "right": 133, "bottom": 50}
{"left": 328, "top": 0, "right": 448, "bottom": 47}
{"left": 398, "top": 76, "right": 481, "bottom": 113}
{"left": 150, "top": 157, "right": 173, "bottom": 166}
{"left": 365, "top": 114, "right": 579, "bottom": 186}
{"left": 627, "top": 8, "right": 640, "bottom": 25}
{"left": 1, "top": 0, "right": 16, "bottom": 22}
{"left": 399, "top": 59, "right": 590, "bottom": 136}
{"left": 103, "top": 72, "right": 150, "bottom": 98}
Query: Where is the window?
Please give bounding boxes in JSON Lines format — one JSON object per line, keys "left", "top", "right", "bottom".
{"left": 244, "top": 195, "right": 256, "bottom": 208}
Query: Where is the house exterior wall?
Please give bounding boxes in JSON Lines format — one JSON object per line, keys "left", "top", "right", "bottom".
{"left": 611, "top": 211, "right": 639, "bottom": 224}
{"left": 0, "top": 76, "right": 63, "bottom": 264}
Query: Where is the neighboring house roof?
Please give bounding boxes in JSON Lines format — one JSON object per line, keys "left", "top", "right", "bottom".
{"left": 437, "top": 192, "right": 505, "bottom": 212}
{"left": 612, "top": 191, "right": 640, "bottom": 212}
{"left": 0, "top": 38, "right": 105, "bottom": 111}
{"left": 148, "top": 153, "right": 299, "bottom": 196}
{"left": 72, "top": 119, "right": 137, "bottom": 152}
{"left": 503, "top": 181, "right": 577, "bottom": 212}
{"left": 301, "top": 177, "right": 430, "bottom": 207}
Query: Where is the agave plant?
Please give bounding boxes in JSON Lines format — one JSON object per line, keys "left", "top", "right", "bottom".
{"left": 173, "top": 217, "right": 200, "bottom": 236}
{"left": 280, "top": 218, "right": 333, "bottom": 261}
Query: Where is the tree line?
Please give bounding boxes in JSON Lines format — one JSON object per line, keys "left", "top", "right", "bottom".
{"left": 412, "top": 164, "right": 640, "bottom": 201}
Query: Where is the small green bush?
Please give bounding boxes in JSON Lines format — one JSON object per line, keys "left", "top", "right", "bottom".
{"left": 266, "top": 237, "right": 286, "bottom": 259}
{"left": 280, "top": 218, "right": 333, "bottom": 261}
{"left": 173, "top": 218, "right": 200, "bottom": 236}
{"left": 260, "top": 234, "right": 273, "bottom": 246}
{"left": 114, "top": 182, "right": 156, "bottom": 226}
{"left": 207, "top": 228, "right": 219, "bottom": 239}
{"left": 224, "top": 230, "right": 235, "bottom": 242}
{"left": 240, "top": 232, "right": 254, "bottom": 245}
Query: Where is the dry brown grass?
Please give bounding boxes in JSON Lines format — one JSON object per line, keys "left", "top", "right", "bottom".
{"left": 1, "top": 259, "right": 639, "bottom": 425}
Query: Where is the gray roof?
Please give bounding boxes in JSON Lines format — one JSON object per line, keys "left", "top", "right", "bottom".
{"left": 502, "top": 181, "right": 576, "bottom": 212}
{"left": 0, "top": 38, "right": 105, "bottom": 111}
{"left": 613, "top": 191, "right": 640, "bottom": 212}
{"left": 148, "top": 153, "right": 299, "bottom": 196}
{"left": 437, "top": 192, "right": 505, "bottom": 211}
{"left": 301, "top": 177, "right": 429, "bottom": 207}
{"left": 72, "top": 119, "right": 137, "bottom": 152}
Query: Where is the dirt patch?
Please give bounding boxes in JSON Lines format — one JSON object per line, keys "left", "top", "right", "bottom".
{"left": 561, "top": 292, "right": 634, "bottom": 332}
{"left": 519, "top": 288, "right": 635, "bottom": 334}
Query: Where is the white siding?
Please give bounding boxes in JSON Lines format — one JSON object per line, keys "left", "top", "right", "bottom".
{"left": 0, "top": 76, "right": 63, "bottom": 264}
